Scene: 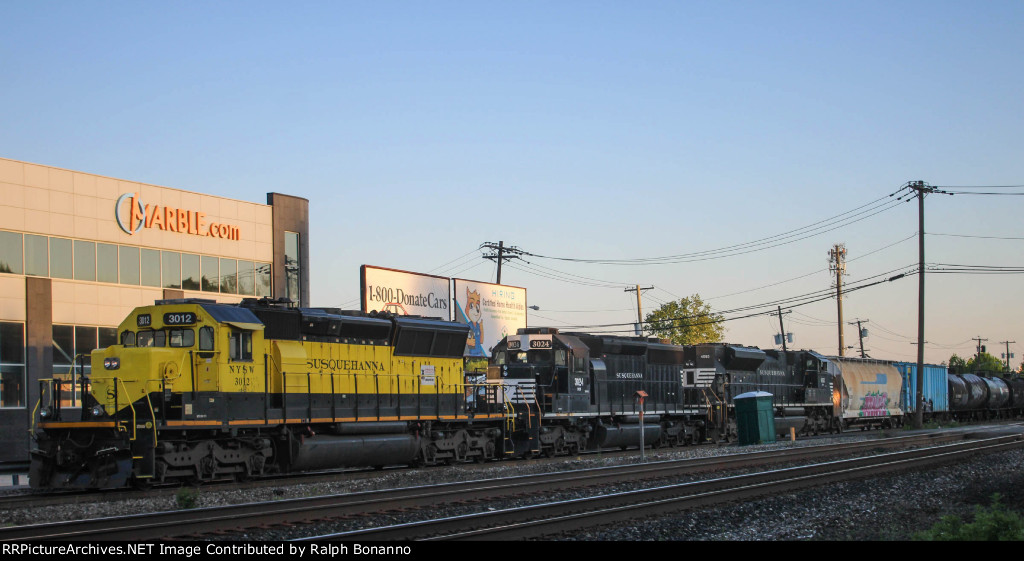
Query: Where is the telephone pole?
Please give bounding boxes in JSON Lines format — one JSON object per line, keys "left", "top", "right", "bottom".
{"left": 849, "top": 319, "right": 869, "bottom": 358}
{"left": 1000, "top": 341, "right": 1016, "bottom": 371}
{"left": 481, "top": 241, "right": 522, "bottom": 285}
{"left": 828, "top": 244, "right": 847, "bottom": 356}
{"left": 625, "top": 285, "right": 654, "bottom": 336}
{"left": 905, "top": 180, "right": 949, "bottom": 429}
{"left": 973, "top": 336, "right": 989, "bottom": 361}
{"left": 774, "top": 306, "right": 791, "bottom": 352}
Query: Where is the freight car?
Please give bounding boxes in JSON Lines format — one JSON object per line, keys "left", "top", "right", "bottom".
{"left": 896, "top": 363, "right": 1024, "bottom": 421}
{"left": 824, "top": 357, "right": 905, "bottom": 430}
{"left": 30, "top": 298, "right": 512, "bottom": 489}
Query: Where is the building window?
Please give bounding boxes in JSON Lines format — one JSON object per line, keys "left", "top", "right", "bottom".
{"left": 73, "top": 240, "right": 96, "bottom": 281}
{"left": 256, "top": 262, "right": 272, "bottom": 297}
{"left": 119, "top": 245, "right": 140, "bottom": 285}
{"left": 141, "top": 249, "right": 161, "bottom": 287}
{"left": 181, "top": 253, "right": 200, "bottom": 291}
{"left": 201, "top": 256, "right": 219, "bottom": 292}
{"left": 0, "top": 231, "right": 23, "bottom": 274}
{"left": 285, "top": 231, "right": 301, "bottom": 304}
{"left": 0, "top": 232, "right": 274, "bottom": 300}
{"left": 24, "top": 234, "right": 48, "bottom": 277}
{"left": 162, "top": 251, "right": 181, "bottom": 289}
{"left": 49, "top": 237, "right": 73, "bottom": 279}
{"left": 97, "top": 243, "right": 118, "bottom": 284}
{"left": 51, "top": 325, "right": 114, "bottom": 408}
{"left": 237, "top": 260, "right": 255, "bottom": 296}
{"left": 0, "top": 322, "right": 25, "bottom": 408}
{"left": 220, "top": 258, "right": 237, "bottom": 294}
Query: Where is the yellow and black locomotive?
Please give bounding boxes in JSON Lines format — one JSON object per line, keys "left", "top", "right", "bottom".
{"left": 31, "top": 298, "right": 509, "bottom": 489}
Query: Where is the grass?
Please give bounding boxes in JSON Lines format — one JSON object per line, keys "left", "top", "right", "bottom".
{"left": 175, "top": 487, "right": 200, "bottom": 509}
{"left": 914, "top": 493, "right": 1024, "bottom": 541}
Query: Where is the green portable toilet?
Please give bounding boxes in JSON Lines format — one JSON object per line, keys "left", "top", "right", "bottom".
{"left": 734, "top": 391, "right": 776, "bottom": 445}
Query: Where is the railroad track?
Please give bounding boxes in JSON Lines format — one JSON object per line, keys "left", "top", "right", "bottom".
{"left": 303, "top": 433, "right": 1024, "bottom": 541}
{"left": 0, "top": 430, "right": 998, "bottom": 541}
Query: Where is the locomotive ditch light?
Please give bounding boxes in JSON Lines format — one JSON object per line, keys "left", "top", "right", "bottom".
{"left": 90, "top": 405, "right": 106, "bottom": 419}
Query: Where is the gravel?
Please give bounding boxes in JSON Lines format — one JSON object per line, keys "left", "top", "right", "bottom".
{"left": 5, "top": 427, "right": 1024, "bottom": 541}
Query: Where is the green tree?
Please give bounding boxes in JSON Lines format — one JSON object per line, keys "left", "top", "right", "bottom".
{"left": 966, "top": 352, "right": 1006, "bottom": 373}
{"left": 643, "top": 294, "right": 725, "bottom": 344}
{"left": 948, "top": 354, "right": 968, "bottom": 374}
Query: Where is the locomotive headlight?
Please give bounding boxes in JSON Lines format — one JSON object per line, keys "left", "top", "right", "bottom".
{"left": 103, "top": 357, "right": 120, "bottom": 370}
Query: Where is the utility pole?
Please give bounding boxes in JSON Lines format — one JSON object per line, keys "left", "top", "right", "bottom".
{"left": 774, "top": 306, "right": 791, "bottom": 352}
{"left": 1000, "top": 341, "right": 1016, "bottom": 372}
{"left": 905, "top": 180, "right": 949, "bottom": 429}
{"left": 480, "top": 241, "right": 522, "bottom": 285}
{"left": 828, "top": 244, "right": 847, "bottom": 356}
{"left": 973, "top": 336, "right": 989, "bottom": 362}
{"left": 624, "top": 285, "right": 654, "bottom": 336}
{"left": 849, "top": 319, "right": 869, "bottom": 358}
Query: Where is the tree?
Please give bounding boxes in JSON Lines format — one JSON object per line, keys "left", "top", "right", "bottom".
{"left": 643, "top": 294, "right": 725, "bottom": 345}
{"left": 966, "top": 352, "right": 1006, "bottom": 374}
{"left": 948, "top": 354, "right": 968, "bottom": 374}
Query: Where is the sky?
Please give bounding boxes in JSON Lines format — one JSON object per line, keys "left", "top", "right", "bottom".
{"left": 2, "top": 1, "right": 1022, "bottom": 366}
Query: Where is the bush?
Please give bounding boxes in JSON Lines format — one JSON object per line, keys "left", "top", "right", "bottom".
{"left": 914, "top": 494, "right": 1024, "bottom": 541}
{"left": 175, "top": 487, "right": 200, "bottom": 509}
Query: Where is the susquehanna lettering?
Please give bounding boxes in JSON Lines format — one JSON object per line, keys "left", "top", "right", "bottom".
{"left": 307, "top": 359, "right": 387, "bottom": 372}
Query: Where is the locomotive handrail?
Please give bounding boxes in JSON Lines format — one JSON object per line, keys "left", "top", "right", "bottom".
{"left": 115, "top": 378, "right": 138, "bottom": 441}
{"left": 29, "top": 380, "right": 52, "bottom": 433}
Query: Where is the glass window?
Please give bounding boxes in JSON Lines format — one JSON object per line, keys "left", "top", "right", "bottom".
{"left": 119, "top": 246, "right": 140, "bottom": 285}
{"left": 24, "top": 235, "right": 48, "bottom": 277}
{"left": 220, "top": 258, "right": 237, "bottom": 294}
{"left": 169, "top": 329, "right": 195, "bottom": 348}
{"left": 52, "top": 325, "right": 75, "bottom": 366}
{"left": 121, "top": 331, "right": 136, "bottom": 347}
{"left": 285, "top": 231, "right": 301, "bottom": 303}
{"left": 0, "top": 323, "right": 25, "bottom": 364}
{"left": 0, "top": 364, "right": 25, "bottom": 408}
{"left": 229, "top": 330, "right": 252, "bottom": 361}
{"left": 256, "top": 262, "right": 272, "bottom": 297}
{"left": 97, "top": 244, "right": 118, "bottom": 284}
{"left": 181, "top": 254, "right": 200, "bottom": 291}
{"left": 73, "top": 241, "right": 96, "bottom": 281}
{"left": 141, "top": 249, "right": 161, "bottom": 287}
{"left": 0, "top": 231, "right": 23, "bottom": 274}
{"left": 237, "top": 260, "right": 255, "bottom": 296}
{"left": 0, "top": 323, "right": 25, "bottom": 408}
{"left": 199, "top": 326, "right": 214, "bottom": 351}
{"left": 52, "top": 324, "right": 76, "bottom": 407}
{"left": 201, "top": 256, "right": 219, "bottom": 292}
{"left": 49, "top": 237, "right": 73, "bottom": 279}
{"left": 162, "top": 251, "right": 181, "bottom": 289}
{"left": 74, "top": 326, "right": 98, "bottom": 360}
{"left": 137, "top": 330, "right": 166, "bottom": 348}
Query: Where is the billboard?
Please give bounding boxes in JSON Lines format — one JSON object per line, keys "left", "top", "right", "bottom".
{"left": 360, "top": 265, "right": 451, "bottom": 319}
{"left": 453, "top": 279, "right": 527, "bottom": 358}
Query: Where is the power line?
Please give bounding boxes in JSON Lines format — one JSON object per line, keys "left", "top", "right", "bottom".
{"left": 519, "top": 187, "right": 911, "bottom": 265}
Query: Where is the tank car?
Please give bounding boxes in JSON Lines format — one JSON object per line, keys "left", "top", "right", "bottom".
{"left": 30, "top": 298, "right": 511, "bottom": 489}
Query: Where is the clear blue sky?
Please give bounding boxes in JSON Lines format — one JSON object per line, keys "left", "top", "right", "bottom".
{"left": 3, "top": 1, "right": 1022, "bottom": 365}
